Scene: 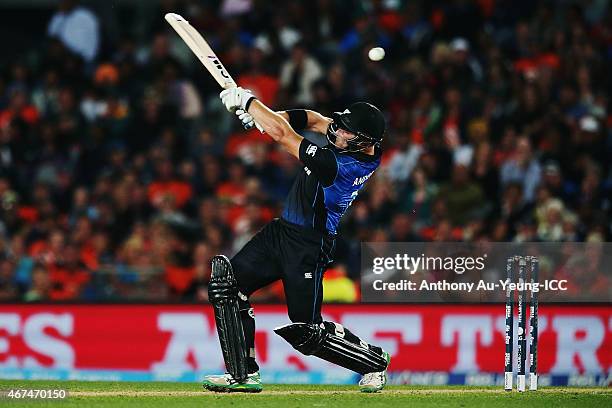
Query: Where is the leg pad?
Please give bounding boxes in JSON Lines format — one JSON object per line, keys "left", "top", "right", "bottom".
{"left": 209, "top": 255, "right": 248, "bottom": 382}
{"left": 274, "top": 322, "right": 387, "bottom": 374}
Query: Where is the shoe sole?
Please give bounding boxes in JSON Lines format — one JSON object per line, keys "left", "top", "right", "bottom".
{"left": 360, "top": 386, "right": 381, "bottom": 393}
{"left": 202, "top": 383, "right": 263, "bottom": 393}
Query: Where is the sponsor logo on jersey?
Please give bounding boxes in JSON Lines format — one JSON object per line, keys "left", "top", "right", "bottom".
{"left": 304, "top": 166, "right": 312, "bottom": 175}
{"left": 352, "top": 170, "right": 375, "bottom": 186}
{"left": 306, "top": 144, "right": 318, "bottom": 157}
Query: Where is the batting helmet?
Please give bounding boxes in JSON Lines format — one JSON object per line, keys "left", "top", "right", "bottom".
{"left": 327, "top": 102, "right": 385, "bottom": 152}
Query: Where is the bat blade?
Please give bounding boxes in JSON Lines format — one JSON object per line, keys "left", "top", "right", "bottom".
{"left": 165, "top": 13, "right": 237, "bottom": 89}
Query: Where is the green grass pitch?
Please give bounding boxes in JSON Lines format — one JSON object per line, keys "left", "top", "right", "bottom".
{"left": 0, "top": 380, "right": 609, "bottom": 407}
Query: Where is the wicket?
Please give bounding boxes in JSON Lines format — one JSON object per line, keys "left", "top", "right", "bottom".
{"left": 504, "top": 255, "right": 539, "bottom": 392}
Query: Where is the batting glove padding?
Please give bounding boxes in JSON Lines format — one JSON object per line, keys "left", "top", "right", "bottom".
{"left": 220, "top": 87, "right": 256, "bottom": 112}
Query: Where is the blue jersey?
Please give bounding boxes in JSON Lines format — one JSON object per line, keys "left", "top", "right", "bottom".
{"left": 282, "top": 139, "right": 381, "bottom": 234}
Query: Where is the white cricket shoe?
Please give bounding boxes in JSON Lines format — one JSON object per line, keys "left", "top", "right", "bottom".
{"left": 359, "top": 351, "right": 391, "bottom": 393}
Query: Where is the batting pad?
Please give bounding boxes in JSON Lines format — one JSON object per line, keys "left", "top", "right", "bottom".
{"left": 209, "top": 255, "right": 249, "bottom": 382}
{"left": 274, "top": 322, "right": 388, "bottom": 374}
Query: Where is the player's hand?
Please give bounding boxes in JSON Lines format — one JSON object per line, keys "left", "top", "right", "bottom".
{"left": 236, "top": 109, "right": 255, "bottom": 129}
{"left": 236, "top": 109, "right": 265, "bottom": 133}
{"left": 220, "top": 87, "right": 256, "bottom": 113}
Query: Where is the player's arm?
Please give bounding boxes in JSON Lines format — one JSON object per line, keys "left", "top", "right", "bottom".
{"left": 249, "top": 104, "right": 337, "bottom": 186}
{"left": 276, "top": 110, "right": 332, "bottom": 134}
{"left": 220, "top": 87, "right": 303, "bottom": 158}
{"left": 219, "top": 88, "right": 335, "bottom": 180}
{"left": 247, "top": 100, "right": 303, "bottom": 158}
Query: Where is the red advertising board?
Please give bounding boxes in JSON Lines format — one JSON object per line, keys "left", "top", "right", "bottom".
{"left": 0, "top": 304, "right": 609, "bottom": 377}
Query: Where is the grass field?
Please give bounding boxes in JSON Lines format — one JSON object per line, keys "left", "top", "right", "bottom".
{"left": 0, "top": 380, "right": 610, "bottom": 407}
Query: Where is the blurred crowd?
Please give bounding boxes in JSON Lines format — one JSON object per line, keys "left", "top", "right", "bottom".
{"left": 0, "top": 0, "right": 611, "bottom": 302}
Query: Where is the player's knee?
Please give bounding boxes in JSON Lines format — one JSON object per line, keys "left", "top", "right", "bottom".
{"left": 287, "top": 309, "right": 316, "bottom": 324}
{"left": 208, "top": 279, "right": 237, "bottom": 304}
{"left": 287, "top": 310, "right": 303, "bottom": 323}
{"left": 274, "top": 322, "right": 323, "bottom": 355}
{"left": 286, "top": 301, "right": 321, "bottom": 324}
{"left": 273, "top": 321, "right": 340, "bottom": 356}
{"left": 208, "top": 256, "right": 238, "bottom": 304}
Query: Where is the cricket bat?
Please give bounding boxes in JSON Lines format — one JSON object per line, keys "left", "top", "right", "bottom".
{"left": 165, "top": 13, "right": 262, "bottom": 131}
{"left": 165, "top": 13, "right": 237, "bottom": 89}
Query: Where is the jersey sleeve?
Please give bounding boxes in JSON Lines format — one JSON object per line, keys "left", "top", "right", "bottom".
{"left": 298, "top": 139, "right": 338, "bottom": 187}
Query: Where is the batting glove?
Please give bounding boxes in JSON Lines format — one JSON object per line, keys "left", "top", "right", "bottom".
{"left": 236, "top": 109, "right": 255, "bottom": 129}
{"left": 220, "top": 87, "right": 256, "bottom": 113}
{"left": 236, "top": 109, "right": 265, "bottom": 133}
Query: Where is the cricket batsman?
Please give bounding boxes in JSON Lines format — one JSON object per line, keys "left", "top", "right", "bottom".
{"left": 202, "top": 87, "right": 390, "bottom": 393}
